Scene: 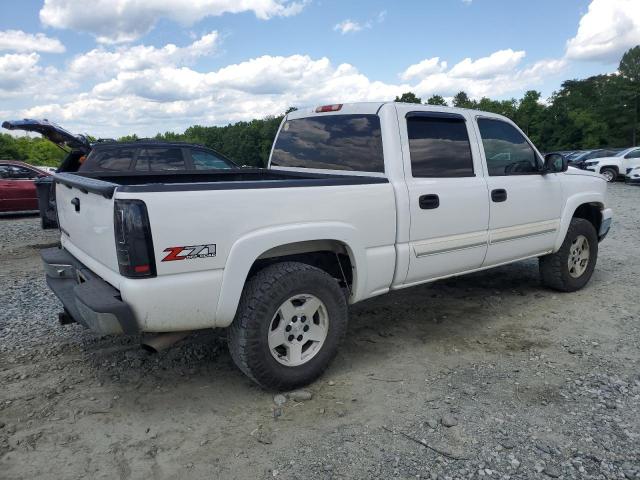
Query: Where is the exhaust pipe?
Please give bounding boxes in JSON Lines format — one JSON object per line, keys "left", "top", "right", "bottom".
{"left": 141, "top": 331, "right": 191, "bottom": 353}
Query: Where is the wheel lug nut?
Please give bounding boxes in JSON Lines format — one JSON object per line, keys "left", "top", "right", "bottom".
{"left": 301, "top": 316, "right": 306, "bottom": 323}
{"left": 292, "top": 317, "right": 297, "bottom": 323}
{"left": 303, "top": 325, "right": 309, "bottom": 332}
{"left": 285, "top": 325, "right": 292, "bottom": 332}
{"left": 297, "top": 335, "right": 303, "bottom": 341}
{"left": 288, "top": 335, "right": 294, "bottom": 342}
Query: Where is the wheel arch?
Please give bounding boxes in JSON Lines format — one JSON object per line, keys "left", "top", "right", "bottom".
{"left": 554, "top": 195, "right": 604, "bottom": 251}
{"left": 214, "top": 222, "right": 367, "bottom": 327}
{"left": 599, "top": 164, "right": 619, "bottom": 174}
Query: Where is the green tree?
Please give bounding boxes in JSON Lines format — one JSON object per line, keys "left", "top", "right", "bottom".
{"left": 452, "top": 91, "right": 476, "bottom": 109}
{"left": 394, "top": 92, "right": 422, "bottom": 104}
{"left": 619, "top": 45, "right": 640, "bottom": 145}
{"left": 426, "top": 94, "right": 447, "bottom": 106}
{"left": 515, "top": 90, "right": 545, "bottom": 139}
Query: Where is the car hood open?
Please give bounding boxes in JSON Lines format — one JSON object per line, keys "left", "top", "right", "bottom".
{"left": 2, "top": 119, "right": 91, "bottom": 153}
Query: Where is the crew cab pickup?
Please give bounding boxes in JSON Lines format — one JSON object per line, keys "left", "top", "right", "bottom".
{"left": 41, "top": 102, "right": 613, "bottom": 390}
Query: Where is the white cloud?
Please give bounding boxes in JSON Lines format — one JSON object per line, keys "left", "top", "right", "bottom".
{"left": 69, "top": 31, "right": 219, "bottom": 79}
{"left": 334, "top": 20, "right": 364, "bottom": 34}
{"left": 39, "top": 0, "right": 306, "bottom": 44}
{"left": 565, "top": 0, "right": 640, "bottom": 62}
{"left": 0, "top": 30, "right": 65, "bottom": 53}
{"left": 400, "top": 57, "right": 447, "bottom": 81}
{"left": 334, "top": 10, "right": 386, "bottom": 35}
{"left": 448, "top": 49, "right": 526, "bottom": 78}
{"left": 404, "top": 52, "right": 566, "bottom": 100}
{"left": 10, "top": 47, "right": 567, "bottom": 138}
{"left": 0, "top": 53, "right": 41, "bottom": 91}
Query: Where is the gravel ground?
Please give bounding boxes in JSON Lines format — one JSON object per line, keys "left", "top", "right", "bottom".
{"left": 1, "top": 184, "right": 639, "bottom": 480}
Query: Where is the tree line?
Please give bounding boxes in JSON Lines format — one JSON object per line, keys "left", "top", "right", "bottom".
{"left": 1, "top": 46, "right": 638, "bottom": 167}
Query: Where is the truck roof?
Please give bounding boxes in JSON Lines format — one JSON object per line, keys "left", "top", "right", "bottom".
{"left": 286, "top": 101, "right": 506, "bottom": 120}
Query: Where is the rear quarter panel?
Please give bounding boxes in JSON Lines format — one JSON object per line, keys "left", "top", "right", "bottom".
{"left": 116, "top": 182, "right": 397, "bottom": 328}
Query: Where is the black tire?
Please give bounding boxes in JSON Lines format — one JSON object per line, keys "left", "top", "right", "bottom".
{"left": 539, "top": 218, "right": 598, "bottom": 292}
{"left": 600, "top": 167, "right": 617, "bottom": 182}
{"left": 228, "top": 261, "right": 348, "bottom": 390}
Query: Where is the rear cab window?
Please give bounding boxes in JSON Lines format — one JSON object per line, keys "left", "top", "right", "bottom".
{"left": 271, "top": 114, "right": 384, "bottom": 173}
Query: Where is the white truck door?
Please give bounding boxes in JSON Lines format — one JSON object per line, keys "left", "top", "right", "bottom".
{"left": 474, "top": 116, "right": 563, "bottom": 266}
{"left": 398, "top": 109, "right": 490, "bottom": 285}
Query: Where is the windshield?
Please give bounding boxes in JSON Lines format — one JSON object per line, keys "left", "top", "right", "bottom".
{"left": 615, "top": 148, "right": 634, "bottom": 157}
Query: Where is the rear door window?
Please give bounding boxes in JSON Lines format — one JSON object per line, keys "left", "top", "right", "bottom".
{"left": 271, "top": 114, "right": 384, "bottom": 172}
{"left": 407, "top": 114, "right": 474, "bottom": 177}
{"left": 135, "top": 147, "right": 185, "bottom": 171}
{"left": 82, "top": 148, "right": 135, "bottom": 172}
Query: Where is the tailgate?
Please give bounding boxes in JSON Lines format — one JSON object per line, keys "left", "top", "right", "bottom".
{"left": 54, "top": 173, "right": 120, "bottom": 273}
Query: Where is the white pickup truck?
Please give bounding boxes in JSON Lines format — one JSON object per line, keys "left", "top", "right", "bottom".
{"left": 42, "top": 102, "right": 612, "bottom": 390}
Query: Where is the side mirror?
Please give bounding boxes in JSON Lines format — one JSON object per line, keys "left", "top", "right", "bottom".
{"left": 543, "top": 153, "right": 568, "bottom": 173}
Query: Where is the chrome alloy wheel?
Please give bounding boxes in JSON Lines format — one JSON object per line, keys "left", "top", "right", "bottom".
{"left": 268, "top": 294, "right": 329, "bottom": 367}
{"left": 568, "top": 234, "right": 590, "bottom": 278}
{"left": 601, "top": 169, "right": 615, "bottom": 182}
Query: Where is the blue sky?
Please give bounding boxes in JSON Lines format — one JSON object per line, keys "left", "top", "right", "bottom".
{"left": 0, "top": 0, "right": 638, "bottom": 137}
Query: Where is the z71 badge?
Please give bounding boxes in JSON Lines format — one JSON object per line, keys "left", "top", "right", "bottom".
{"left": 162, "top": 244, "right": 216, "bottom": 261}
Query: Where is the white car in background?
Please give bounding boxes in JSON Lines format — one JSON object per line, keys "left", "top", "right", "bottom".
{"left": 582, "top": 147, "right": 640, "bottom": 182}
{"left": 626, "top": 165, "right": 640, "bottom": 185}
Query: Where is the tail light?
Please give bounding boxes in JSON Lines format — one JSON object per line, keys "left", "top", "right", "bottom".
{"left": 114, "top": 199, "right": 156, "bottom": 278}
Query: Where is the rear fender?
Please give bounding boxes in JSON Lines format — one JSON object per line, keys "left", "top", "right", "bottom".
{"left": 214, "top": 222, "right": 366, "bottom": 327}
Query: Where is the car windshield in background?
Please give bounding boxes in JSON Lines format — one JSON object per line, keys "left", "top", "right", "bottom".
{"left": 270, "top": 114, "right": 385, "bottom": 173}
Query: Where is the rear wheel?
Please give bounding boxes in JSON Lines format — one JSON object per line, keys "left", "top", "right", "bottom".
{"left": 228, "top": 261, "right": 348, "bottom": 390}
{"left": 600, "top": 167, "right": 617, "bottom": 182}
{"left": 539, "top": 218, "right": 598, "bottom": 292}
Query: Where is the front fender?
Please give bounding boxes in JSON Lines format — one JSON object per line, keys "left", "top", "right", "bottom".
{"left": 214, "top": 222, "right": 367, "bottom": 327}
{"left": 553, "top": 193, "right": 604, "bottom": 251}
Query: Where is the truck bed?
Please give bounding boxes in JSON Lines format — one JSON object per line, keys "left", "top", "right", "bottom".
{"left": 54, "top": 169, "right": 387, "bottom": 198}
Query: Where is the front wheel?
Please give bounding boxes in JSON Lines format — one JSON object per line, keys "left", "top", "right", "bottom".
{"left": 228, "top": 261, "right": 348, "bottom": 390}
{"left": 600, "top": 167, "right": 617, "bottom": 182}
{"left": 539, "top": 218, "right": 598, "bottom": 292}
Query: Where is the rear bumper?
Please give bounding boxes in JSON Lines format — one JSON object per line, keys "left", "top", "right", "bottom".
{"left": 41, "top": 247, "right": 137, "bottom": 335}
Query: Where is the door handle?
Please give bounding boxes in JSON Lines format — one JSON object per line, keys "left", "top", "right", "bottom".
{"left": 491, "top": 189, "right": 507, "bottom": 202}
{"left": 71, "top": 197, "right": 80, "bottom": 212}
{"left": 419, "top": 194, "right": 440, "bottom": 209}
